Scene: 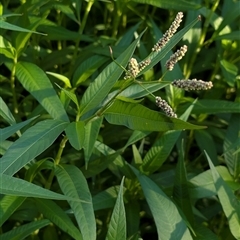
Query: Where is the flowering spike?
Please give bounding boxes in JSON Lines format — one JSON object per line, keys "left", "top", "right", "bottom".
{"left": 124, "top": 58, "right": 139, "bottom": 79}
{"left": 138, "top": 59, "right": 151, "bottom": 72}
{"left": 152, "top": 12, "right": 184, "bottom": 52}
{"left": 165, "top": 45, "right": 187, "bottom": 71}
{"left": 155, "top": 96, "right": 177, "bottom": 118}
{"left": 172, "top": 79, "right": 213, "bottom": 91}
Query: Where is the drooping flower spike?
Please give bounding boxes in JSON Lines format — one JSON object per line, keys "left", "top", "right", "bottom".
{"left": 152, "top": 12, "right": 184, "bottom": 52}
{"left": 156, "top": 96, "right": 177, "bottom": 118}
{"left": 165, "top": 45, "right": 188, "bottom": 71}
{"left": 172, "top": 79, "right": 213, "bottom": 91}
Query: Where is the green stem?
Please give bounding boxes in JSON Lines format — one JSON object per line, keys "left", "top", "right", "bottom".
{"left": 68, "top": 0, "right": 94, "bottom": 78}
{"left": 45, "top": 136, "right": 68, "bottom": 189}
{"left": 185, "top": 0, "right": 220, "bottom": 79}
{"left": 10, "top": 58, "right": 18, "bottom": 114}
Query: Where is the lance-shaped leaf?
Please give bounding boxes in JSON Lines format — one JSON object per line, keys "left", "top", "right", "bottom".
{"left": 132, "top": 0, "right": 201, "bottom": 10}
{"left": 0, "top": 96, "right": 16, "bottom": 125}
{"left": 0, "top": 219, "right": 50, "bottom": 240}
{"left": 0, "top": 174, "right": 73, "bottom": 201}
{"left": 55, "top": 165, "right": 96, "bottom": 240}
{"left": 15, "top": 62, "right": 69, "bottom": 122}
{"left": 79, "top": 30, "right": 145, "bottom": 117}
{"left": 0, "top": 116, "right": 38, "bottom": 141}
{"left": 206, "top": 152, "right": 240, "bottom": 240}
{"left": 0, "top": 195, "right": 26, "bottom": 227}
{"left": 35, "top": 198, "right": 82, "bottom": 240}
{"left": 130, "top": 166, "right": 193, "bottom": 240}
{"left": 106, "top": 178, "right": 126, "bottom": 240}
{"left": 104, "top": 100, "right": 205, "bottom": 131}
{"left": 65, "top": 121, "right": 85, "bottom": 151}
{"left": 0, "top": 119, "right": 68, "bottom": 176}
{"left": 83, "top": 116, "right": 103, "bottom": 166}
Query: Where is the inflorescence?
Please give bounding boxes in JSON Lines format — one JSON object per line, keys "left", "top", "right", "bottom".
{"left": 166, "top": 45, "right": 188, "bottom": 71}
{"left": 172, "top": 79, "right": 213, "bottom": 91}
{"left": 155, "top": 96, "right": 177, "bottom": 118}
{"left": 123, "top": 12, "right": 213, "bottom": 119}
{"left": 124, "top": 58, "right": 151, "bottom": 79}
{"left": 152, "top": 12, "right": 184, "bottom": 52}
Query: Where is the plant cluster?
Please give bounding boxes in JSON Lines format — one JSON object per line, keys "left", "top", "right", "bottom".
{"left": 0, "top": 0, "right": 239, "bottom": 240}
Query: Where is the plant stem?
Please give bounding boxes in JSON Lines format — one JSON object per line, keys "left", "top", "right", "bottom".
{"left": 10, "top": 58, "right": 18, "bottom": 114}
{"left": 68, "top": 0, "right": 94, "bottom": 78}
{"left": 45, "top": 136, "right": 68, "bottom": 189}
{"left": 185, "top": 0, "right": 220, "bottom": 79}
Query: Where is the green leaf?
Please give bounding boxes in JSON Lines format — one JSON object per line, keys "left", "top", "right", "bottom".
{"left": 125, "top": 201, "right": 140, "bottom": 237}
{"left": 35, "top": 198, "right": 82, "bottom": 240}
{"left": 131, "top": 0, "right": 201, "bottom": 10}
{"left": 0, "top": 219, "right": 50, "bottom": 240}
{"left": 193, "top": 224, "right": 219, "bottom": 240}
{"left": 178, "top": 100, "right": 240, "bottom": 115}
{"left": 53, "top": 3, "right": 80, "bottom": 24}
{"left": 0, "top": 19, "right": 45, "bottom": 34}
{"left": 0, "top": 96, "right": 16, "bottom": 124}
{"left": 220, "top": 59, "right": 238, "bottom": 87}
{"left": 141, "top": 130, "right": 181, "bottom": 174}
{"left": 55, "top": 165, "right": 96, "bottom": 240}
{"left": 189, "top": 166, "right": 239, "bottom": 199}
{"left": 223, "top": 114, "right": 240, "bottom": 178}
{"left": 130, "top": 166, "right": 193, "bottom": 240}
{"left": 80, "top": 149, "right": 122, "bottom": 178}
{"left": 104, "top": 100, "right": 205, "bottom": 132}
{"left": 0, "top": 35, "right": 15, "bottom": 59}
{"left": 0, "top": 195, "right": 26, "bottom": 227}
{"left": 15, "top": 62, "right": 69, "bottom": 121}
{"left": 15, "top": 17, "right": 46, "bottom": 57}
{"left": 94, "top": 141, "right": 134, "bottom": 178}
{"left": 92, "top": 186, "right": 120, "bottom": 211}
{"left": 214, "top": 31, "right": 240, "bottom": 40}
{"left": 79, "top": 30, "right": 145, "bottom": 117}
{"left": 65, "top": 121, "right": 85, "bottom": 151}
{"left": 37, "top": 18, "right": 92, "bottom": 41}
{"left": 173, "top": 145, "right": 195, "bottom": 230}
{"left": 0, "top": 116, "right": 38, "bottom": 141}
{"left": 73, "top": 55, "right": 109, "bottom": 87}
{"left": 0, "top": 174, "right": 72, "bottom": 200}
{"left": 83, "top": 116, "right": 103, "bottom": 165}
{"left": 106, "top": 177, "right": 126, "bottom": 240}
{"left": 119, "top": 82, "right": 168, "bottom": 99}
{"left": 47, "top": 72, "right": 72, "bottom": 88}
{"left": 55, "top": 83, "right": 79, "bottom": 109}
{"left": 0, "top": 119, "right": 68, "bottom": 176}
{"left": 206, "top": 152, "right": 240, "bottom": 240}
{"left": 195, "top": 130, "right": 218, "bottom": 165}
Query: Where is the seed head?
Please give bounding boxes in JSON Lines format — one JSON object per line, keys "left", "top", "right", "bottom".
{"left": 156, "top": 96, "right": 177, "bottom": 118}
{"left": 152, "top": 12, "right": 184, "bottom": 52}
{"left": 124, "top": 58, "right": 139, "bottom": 79}
{"left": 172, "top": 79, "right": 213, "bottom": 91}
{"left": 165, "top": 45, "right": 187, "bottom": 71}
{"left": 138, "top": 59, "right": 151, "bottom": 72}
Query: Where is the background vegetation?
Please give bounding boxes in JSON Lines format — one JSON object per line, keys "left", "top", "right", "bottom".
{"left": 0, "top": 0, "right": 239, "bottom": 239}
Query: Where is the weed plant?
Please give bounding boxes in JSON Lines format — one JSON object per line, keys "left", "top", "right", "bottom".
{"left": 0, "top": 0, "right": 239, "bottom": 239}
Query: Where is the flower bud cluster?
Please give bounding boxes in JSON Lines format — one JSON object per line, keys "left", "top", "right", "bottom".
{"left": 156, "top": 96, "right": 177, "bottom": 118}
{"left": 138, "top": 59, "right": 151, "bottom": 72}
{"left": 172, "top": 79, "right": 213, "bottom": 91}
{"left": 165, "top": 45, "right": 187, "bottom": 71}
{"left": 124, "top": 58, "right": 151, "bottom": 79}
{"left": 152, "top": 12, "right": 184, "bottom": 52}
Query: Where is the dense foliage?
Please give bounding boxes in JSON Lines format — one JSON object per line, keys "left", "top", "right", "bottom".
{"left": 0, "top": 0, "right": 239, "bottom": 239}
